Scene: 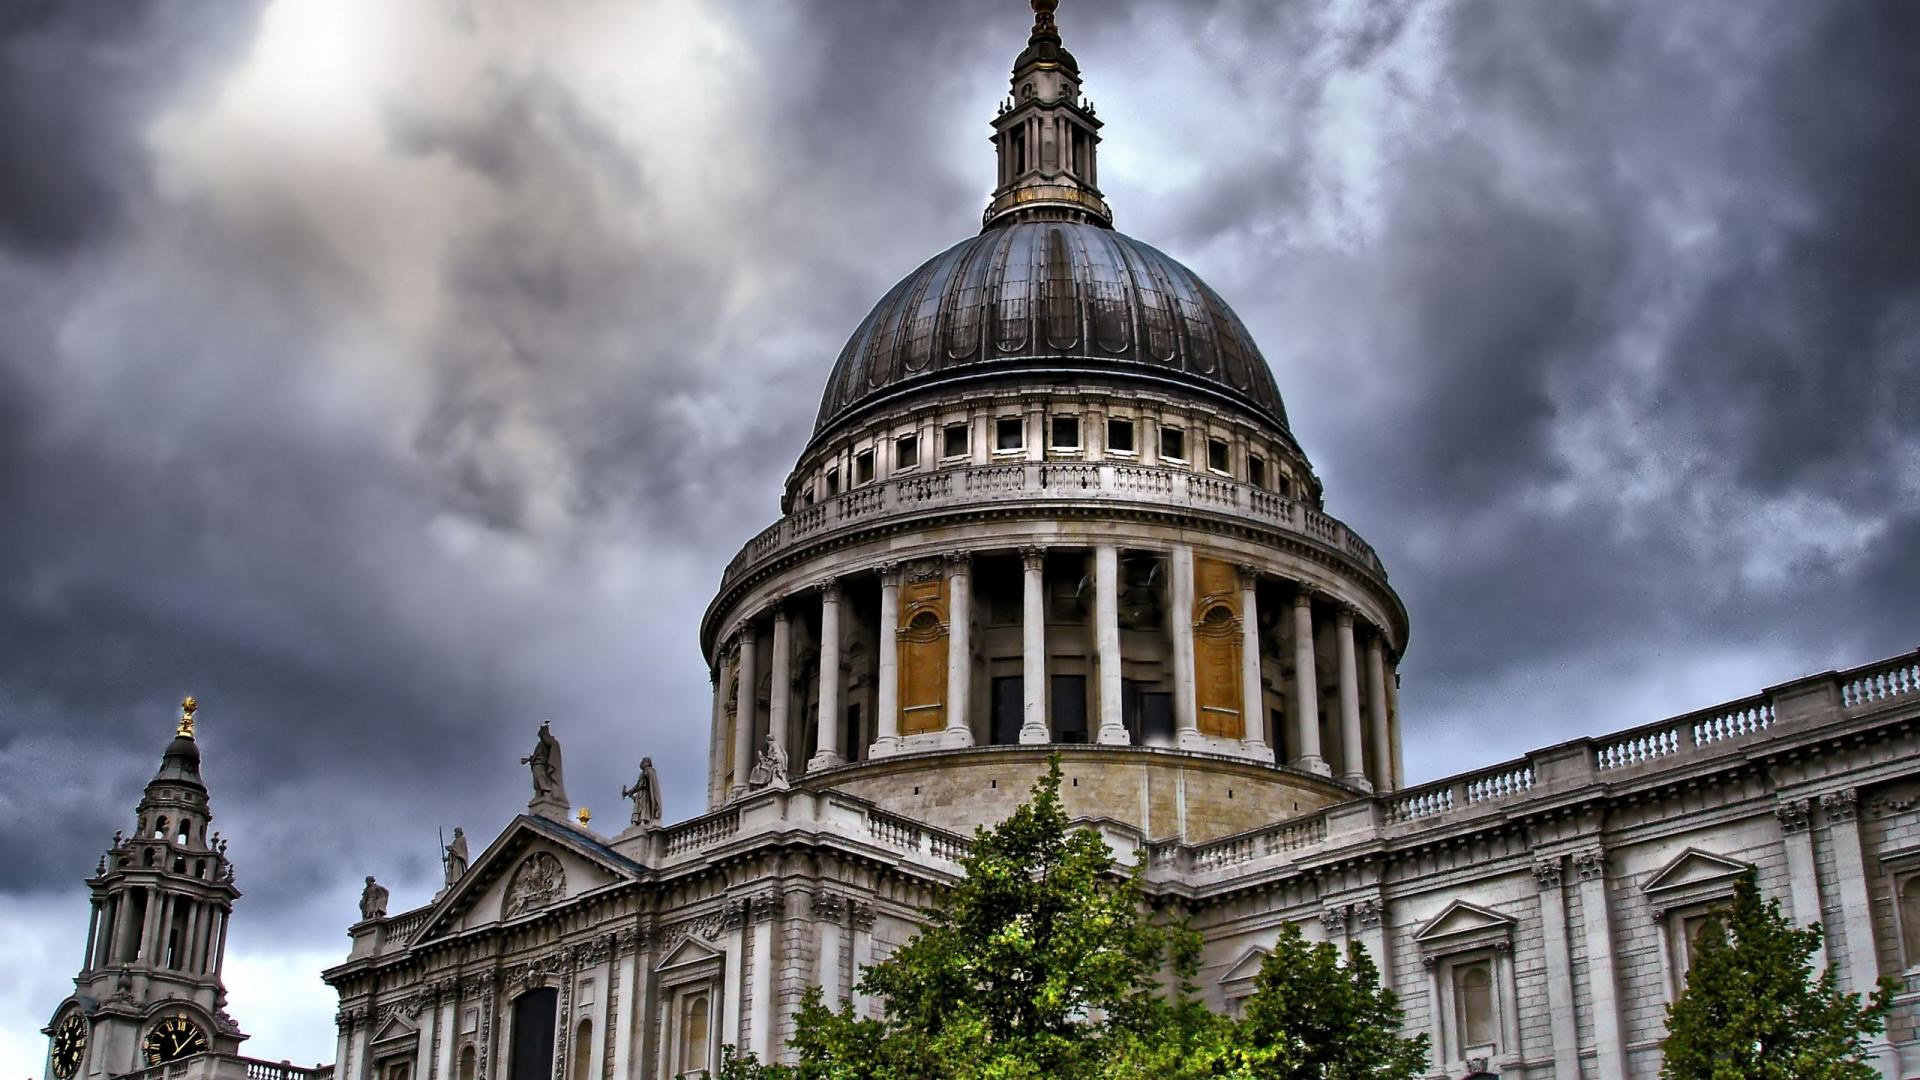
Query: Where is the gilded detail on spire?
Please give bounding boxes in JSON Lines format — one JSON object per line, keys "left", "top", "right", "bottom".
{"left": 1031, "top": 0, "right": 1059, "bottom": 40}
{"left": 177, "top": 695, "right": 198, "bottom": 739}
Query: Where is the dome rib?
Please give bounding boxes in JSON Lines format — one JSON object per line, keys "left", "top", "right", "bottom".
{"left": 811, "top": 221, "right": 1292, "bottom": 441}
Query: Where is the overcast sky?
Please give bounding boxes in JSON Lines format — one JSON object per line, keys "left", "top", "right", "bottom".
{"left": 3, "top": 0, "right": 1916, "bottom": 1068}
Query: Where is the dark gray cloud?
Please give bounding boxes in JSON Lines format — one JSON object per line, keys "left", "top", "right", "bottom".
{"left": 2, "top": 0, "right": 1916, "bottom": 1062}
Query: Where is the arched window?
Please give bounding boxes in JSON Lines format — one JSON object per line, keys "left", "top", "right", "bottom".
{"left": 1901, "top": 876, "right": 1920, "bottom": 966}
{"left": 176, "top": 819, "right": 190, "bottom": 844}
{"left": 154, "top": 817, "right": 169, "bottom": 841}
{"left": 571, "top": 1019, "right": 593, "bottom": 1080}
{"left": 1454, "top": 961, "right": 1496, "bottom": 1050}
{"left": 458, "top": 1046, "right": 476, "bottom": 1080}
{"left": 678, "top": 992, "right": 711, "bottom": 1077}
{"left": 143, "top": 848, "right": 157, "bottom": 867}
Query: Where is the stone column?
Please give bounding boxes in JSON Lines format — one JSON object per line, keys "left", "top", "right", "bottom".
{"left": 413, "top": 989, "right": 436, "bottom": 1080}
{"left": 1574, "top": 848, "right": 1627, "bottom": 1080}
{"left": 1533, "top": 857, "right": 1580, "bottom": 1080}
{"left": 1290, "top": 591, "right": 1327, "bottom": 774}
{"left": 1170, "top": 545, "right": 1201, "bottom": 748}
{"left": 732, "top": 628, "right": 758, "bottom": 797}
{"left": 708, "top": 655, "right": 728, "bottom": 809}
{"left": 1365, "top": 635, "right": 1393, "bottom": 793}
{"left": 850, "top": 901, "right": 877, "bottom": 1019}
{"left": 809, "top": 581, "right": 845, "bottom": 771}
{"left": 333, "top": 1016, "right": 355, "bottom": 1080}
{"left": 1238, "top": 565, "right": 1268, "bottom": 755}
{"left": 871, "top": 566, "right": 901, "bottom": 758}
{"left": 1335, "top": 608, "right": 1370, "bottom": 791}
{"left": 1019, "top": 548, "right": 1050, "bottom": 744}
{"left": 81, "top": 900, "right": 100, "bottom": 972}
{"left": 1776, "top": 798, "right": 1827, "bottom": 972}
{"left": 180, "top": 902, "right": 199, "bottom": 972}
{"left": 749, "top": 893, "right": 778, "bottom": 1060}
{"left": 722, "top": 899, "right": 746, "bottom": 1053}
{"left": 814, "top": 893, "right": 845, "bottom": 1002}
{"left": 1822, "top": 791, "right": 1884, "bottom": 993}
{"left": 944, "top": 553, "right": 975, "bottom": 748}
{"left": 611, "top": 939, "right": 639, "bottom": 1080}
{"left": 1352, "top": 899, "right": 1390, "bottom": 987}
{"left": 768, "top": 602, "right": 792, "bottom": 779}
{"left": 1386, "top": 660, "right": 1405, "bottom": 790}
{"left": 1094, "top": 544, "right": 1128, "bottom": 744}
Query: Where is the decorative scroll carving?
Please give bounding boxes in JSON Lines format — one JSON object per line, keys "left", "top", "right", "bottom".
{"left": 847, "top": 900, "right": 877, "bottom": 931}
{"left": 1775, "top": 798, "right": 1811, "bottom": 833}
{"left": 477, "top": 986, "right": 495, "bottom": 1080}
{"left": 751, "top": 891, "right": 784, "bottom": 922}
{"left": 503, "top": 852, "right": 567, "bottom": 919}
{"left": 1821, "top": 789, "right": 1861, "bottom": 823}
{"left": 1353, "top": 898, "right": 1383, "bottom": 930}
{"left": 812, "top": 891, "right": 847, "bottom": 923}
{"left": 1532, "top": 857, "right": 1564, "bottom": 890}
{"left": 1574, "top": 848, "right": 1607, "bottom": 882}
{"left": 1319, "top": 906, "right": 1348, "bottom": 935}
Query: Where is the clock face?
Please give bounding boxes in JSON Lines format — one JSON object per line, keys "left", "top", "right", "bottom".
{"left": 50, "top": 1014, "right": 86, "bottom": 1079}
{"left": 141, "top": 1015, "right": 208, "bottom": 1066}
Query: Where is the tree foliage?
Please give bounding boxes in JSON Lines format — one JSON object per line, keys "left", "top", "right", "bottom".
{"left": 1660, "top": 872, "right": 1895, "bottom": 1080}
{"left": 716, "top": 755, "right": 1426, "bottom": 1080}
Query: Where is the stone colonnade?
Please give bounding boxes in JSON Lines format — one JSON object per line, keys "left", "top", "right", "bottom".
{"left": 711, "top": 544, "right": 1400, "bottom": 801}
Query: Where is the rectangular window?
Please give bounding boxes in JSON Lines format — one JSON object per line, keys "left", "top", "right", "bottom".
{"left": 995, "top": 415, "right": 1025, "bottom": 452}
{"left": 1051, "top": 675, "right": 1088, "bottom": 743}
{"left": 1050, "top": 414, "right": 1080, "bottom": 449}
{"left": 675, "top": 990, "right": 712, "bottom": 1078}
{"left": 1248, "top": 454, "right": 1266, "bottom": 489}
{"left": 991, "top": 676, "right": 1023, "bottom": 745}
{"left": 854, "top": 449, "right": 875, "bottom": 485}
{"left": 1107, "top": 417, "right": 1135, "bottom": 454}
{"left": 942, "top": 422, "right": 969, "bottom": 459}
{"left": 896, "top": 434, "right": 919, "bottom": 470}
{"left": 1207, "top": 437, "right": 1230, "bottom": 473}
{"left": 1160, "top": 426, "right": 1186, "bottom": 461}
{"left": 824, "top": 467, "right": 840, "bottom": 496}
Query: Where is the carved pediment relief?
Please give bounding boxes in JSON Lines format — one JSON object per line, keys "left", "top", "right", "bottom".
{"left": 503, "top": 852, "right": 567, "bottom": 919}
{"left": 1642, "top": 848, "right": 1751, "bottom": 900}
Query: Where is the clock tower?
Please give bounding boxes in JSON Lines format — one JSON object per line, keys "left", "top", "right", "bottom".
{"left": 44, "top": 698, "right": 247, "bottom": 1079}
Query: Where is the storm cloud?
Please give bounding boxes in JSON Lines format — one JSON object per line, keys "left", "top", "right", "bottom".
{"left": 2, "top": 0, "right": 1915, "bottom": 1065}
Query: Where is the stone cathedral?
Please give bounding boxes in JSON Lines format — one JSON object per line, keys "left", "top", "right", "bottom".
{"left": 42, "top": 4, "right": 1920, "bottom": 1079}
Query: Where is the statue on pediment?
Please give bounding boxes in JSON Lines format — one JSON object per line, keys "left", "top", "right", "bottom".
{"left": 443, "top": 827, "right": 469, "bottom": 885}
{"left": 622, "top": 758, "right": 663, "bottom": 827}
{"left": 359, "top": 875, "right": 389, "bottom": 921}
{"left": 521, "top": 721, "right": 570, "bottom": 808}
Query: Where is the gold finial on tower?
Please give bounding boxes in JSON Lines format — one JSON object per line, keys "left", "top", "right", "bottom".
{"left": 1031, "top": 0, "right": 1059, "bottom": 38}
{"left": 177, "top": 696, "right": 199, "bottom": 739}
{"left": 576, "top": 807, "right": 592, "bottom": 826}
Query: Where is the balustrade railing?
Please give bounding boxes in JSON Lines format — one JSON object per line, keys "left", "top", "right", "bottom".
{"left": 720, "top": 462, "right": 1382, "bottom": 587}
{"left": 662, "top": 809, "right": 740, "bottom": 856}
{"left": 1189, "top": 816, "right": 1327, "bottom": 871}
{"left": 1842, "top": 653, "right": 1920, "bottom": 708}
{"left": 382, "top": 906, "right": 431, "bottom": 942}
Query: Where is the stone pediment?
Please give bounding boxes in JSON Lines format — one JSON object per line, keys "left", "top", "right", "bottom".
{"left": 368, "top": 1013, "right": 418, "bottom": 1049}
{"left": 1412, "top": 901, "right": 1516, "bottom": 956}
{"left": 656, "top": 935, "right": 722, "bottom": 973}
{"left": 1642, "top": 848, "right": 1751, "bottom": 899}
{"left": 1218, "top": 945, "right": 1269, "bottom": 987}
{"left": 411, "top": 816, "right": 645, "bottom": 944}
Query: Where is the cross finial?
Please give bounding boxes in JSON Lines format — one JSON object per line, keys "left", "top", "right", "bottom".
{"left": 177, "top": 695, "right": 199, "bottom": 739}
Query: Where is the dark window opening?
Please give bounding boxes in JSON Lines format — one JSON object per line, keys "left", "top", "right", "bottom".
{"left": 896, "top": 434, "right": 919, "bottom": 469}
{"left": 996, "top": 416, "right": 1024, "bottom": 451}
{"left": 1208, "top": 438, "right": 1230, "bottom": 473}
{"left": 943, "top": 423, "right": 969, "bottom": 459}
{"left": 825, "top": 468, "right": 840, "bottom": 496}
{"left": 1107, "top": 418, "right": 1135, "bottom": 453}
{"left": 1160, "top": 426, "right": 1186, "bottom": 461}
{"left": 1051, "top": 415, "right": 1080, "bottom": 449}
{"left": 1122, "top": 680, "right": 1174, "bottom": 745}
{"left": 1249, "top": 454, "right": 1267, "bottom": 489}
{"left": 508, "top": 989, "right": 558, "bottom": 1080}
{"left": 855, "top": 449, "right": 875, "bottom": 485}
{"left": 991, "top": 676, "right": 1024, "bottom": 745}
{"left": 1051, "top": 675, "right": 1088, "bottom": 743}
{"left": 844, "top": 703, "right": 863, "bottom": 761}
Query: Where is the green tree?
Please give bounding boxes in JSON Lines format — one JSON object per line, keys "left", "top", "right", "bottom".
{"left": 718, "top": 755, "right": 1425, "bottom": 1080}
{"left": 1660, "top": 872, "right": 1895, "bottom": 1080}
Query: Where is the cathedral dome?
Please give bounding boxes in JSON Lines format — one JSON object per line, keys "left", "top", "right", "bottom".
{"left": 811, "top": 221, "right": 1293, "bottom": 442}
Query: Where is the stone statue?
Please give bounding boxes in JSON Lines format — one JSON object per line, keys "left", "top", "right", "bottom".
{"left": 359, "top": 875, "right": 389, "bottom": 921}
{"left": 747, "top": 734, "right": 789, "bottom": 789}
{"left": 621, "top": 758, "right": 664, "bottom": 827}
{"left": 443, "top": 827, "right": 469, "bottom": 885}
{"left": 521, "top": 721, "right": 569, "bottom": 806}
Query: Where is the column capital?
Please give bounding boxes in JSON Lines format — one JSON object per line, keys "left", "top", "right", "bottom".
{"left": 1318, "top": 905, "right": 1348, "bottom": 935}
{"left": 1775, "top": 796, "right": 1812, "bottom": 833}
{"left": 1020, "top": 546, "right": 1047, "bottom": 570}
{"left": 1532, "top": 855, "right": 1564, "bottom": 890}
{"left": 815, "top": 577, "right": 842, "bottom": 601}
{"left": 1291, "top": 584, "right": 1318, "bottom": 608}
{"left": 1236, "top": 562, "right": 1260, "bottom": 586}
{"left": 1573, "top": 847, "right": 1608, "bottom": 882}
{"left": 1335, "top": 604, "right": 1357, "bottom": 628}
{"left": 1820, "top": 788, "right": 1860, "bottom": 823}
{"left": 877, "top": 561, "right": 901, "bottom": 586}
{"left": 944, "top": 550, "right": 972, "bottom": 572}
{"left": 769, "top": 596, "right": 792, "bottom": 620}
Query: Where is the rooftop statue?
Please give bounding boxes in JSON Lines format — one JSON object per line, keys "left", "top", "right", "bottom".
{"left": 622, "top": 758, "right": 664, "bottom": 827}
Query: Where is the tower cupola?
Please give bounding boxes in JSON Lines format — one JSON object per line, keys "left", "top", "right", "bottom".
{"left": 984, "top": 0, "right": 1112, "bottom": 229}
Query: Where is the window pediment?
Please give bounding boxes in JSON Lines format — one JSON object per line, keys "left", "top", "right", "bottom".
{"left": 1413, "top": 901, "right": 1516, "bottom": 961}
{"left": 1642, "top": 848, "right": 1751, "bottom": 915}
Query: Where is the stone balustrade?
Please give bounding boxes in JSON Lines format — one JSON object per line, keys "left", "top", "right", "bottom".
{"left": 720, "top": 461, "right": 1387, "bottom": 591}
{"left": 115, "top": 1056, "right": 332, "bottom": 1080}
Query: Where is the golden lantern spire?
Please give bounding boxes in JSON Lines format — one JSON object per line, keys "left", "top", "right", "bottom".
{"left": 176, "top": 696, "right": 198, "bottom": 739}
{"left": 1031, "top": 0, "right": 1059, "bottom": 40}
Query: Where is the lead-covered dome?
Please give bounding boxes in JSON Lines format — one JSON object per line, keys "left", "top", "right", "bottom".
{"left": 813, "top": 221, "right": 1292, "bottom": 440}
